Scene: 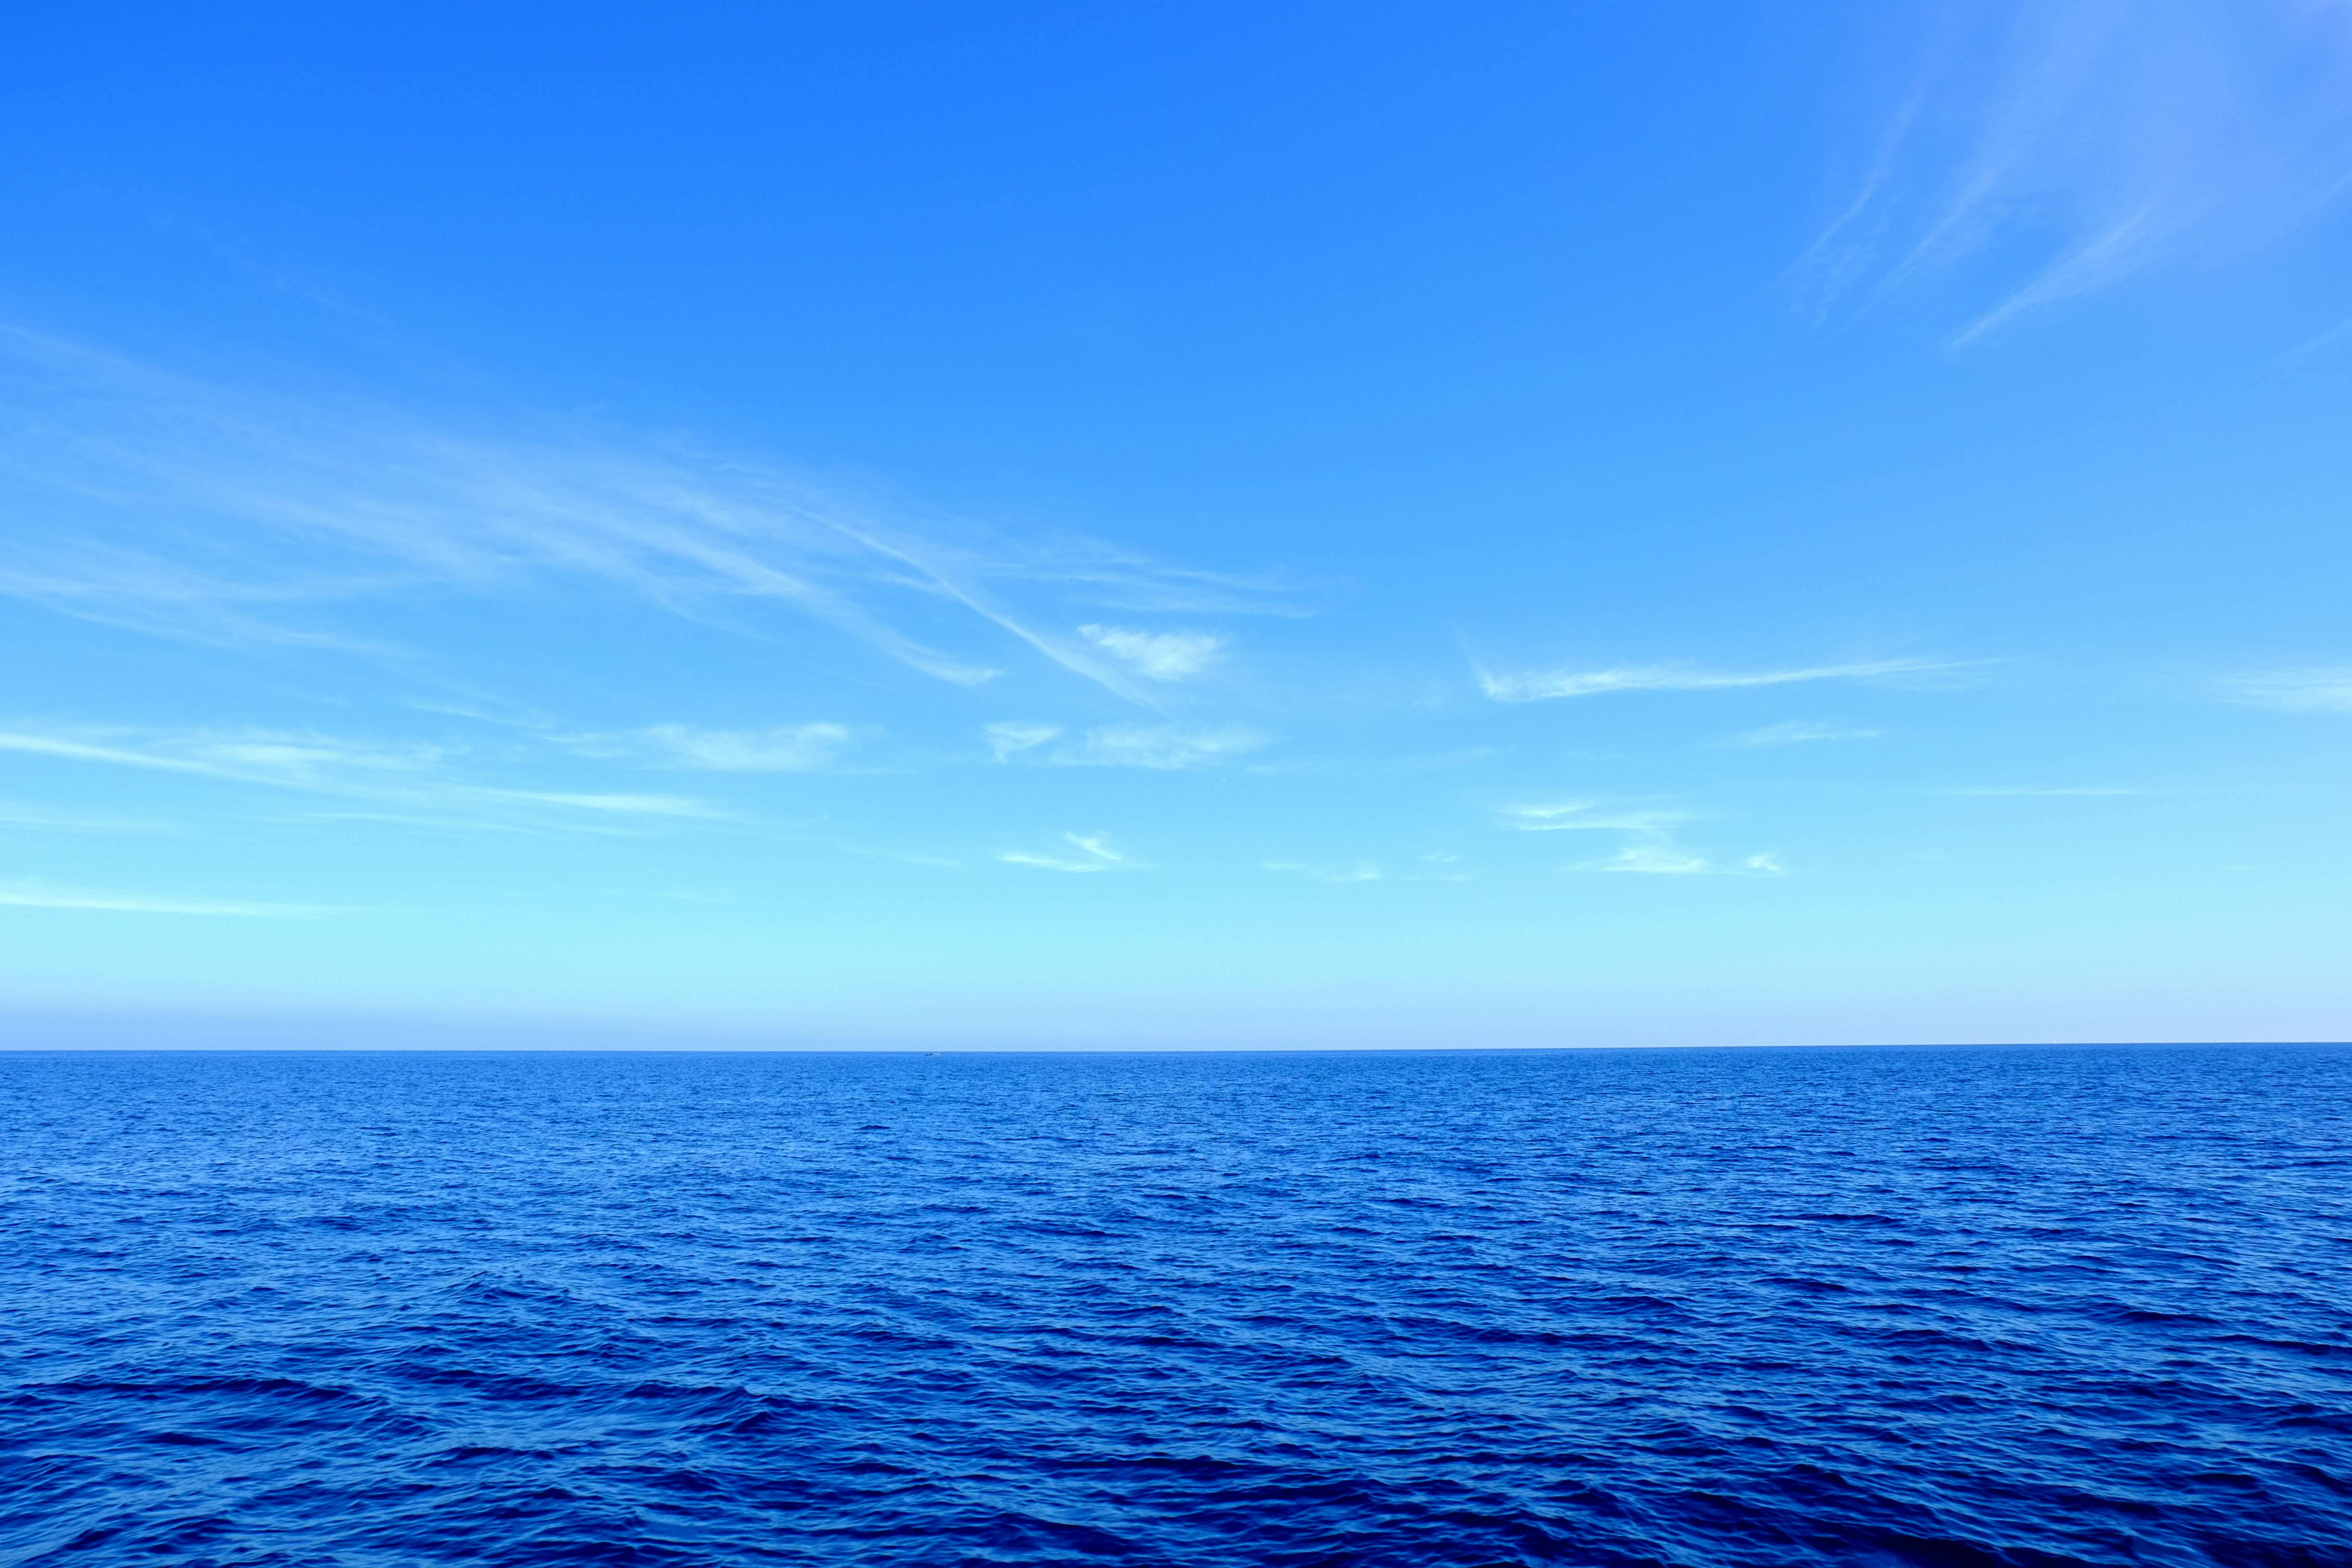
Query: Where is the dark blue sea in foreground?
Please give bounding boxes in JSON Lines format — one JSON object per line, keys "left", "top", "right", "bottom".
{"left": 3, "top": 1046, "right": 2348, "bottom": 1567}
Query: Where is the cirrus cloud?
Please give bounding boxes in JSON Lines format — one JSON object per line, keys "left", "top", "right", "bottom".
{"left": 568, "top": 722, "right": 854, "bottom": 772}
{"left": 1798, "top": 0, "right": 2352, "bottom": 342}
{"left": 984, "top": 722, "right": 1270, "bottom": 770}
{"left": 1078, "top": 624, "right": 1225, "bottom": 681}
{"left": 1713, "top": 720, "right": 1886, "bottom": 748}
{"left": 999, "top": 832, "right": 1133, "bottom": 873}
{"left": 1477, "top": 658, "right": 1960, "bottom": 703}
{"left": 0, "top": 878, "right": 336, "bottom": 917}
{"left": 2230, "top": 668, "right": 2352, "bottom": 713}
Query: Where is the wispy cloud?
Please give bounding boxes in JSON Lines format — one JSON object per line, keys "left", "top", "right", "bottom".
{"left": 0, "top": 326, "right": 1303, "bottom": 701}
{"left": 1712, "top": 720, "right": 1886, "bottom": 748}
{"left": 2230, "top": 667, "right": 2352, "bottom": 712}
{"left": 983, "top": 722, "right": 1063, "bottom": 762}
{"left": 0, "top": 727, "right": 441, "bottom": 787}
{"left": 1799, "top": 1, "right": 2352, "bottom": 341}
{"left": 474, "top": 788, "right": 721, "bottom": 817}
{"left": 0, "top": 879, "right": 334, "bottom": 917}
{"left": 1263, "top": 859, "right": 1382, "bottom": 884}
{"left": 1246, "top": 747, "right": 1502, "bottom": 777}
{"left": 1496, "top": 799, "right": 1783, "bottom": 877}
{"left": 567, "top": 722, "right": 854, "bottom": 772}
{"left": 1578, "top": 844, "right": 1716, "bottom": 876}
{"left": 1495, "top": 801, "right": 1697, "bottom": 834}
{"left": 0, "top": 551, "right": 404, "bottom": 655}
{"left": 985, "top": 722, "right": 1270, "bottom": 770}
{"left": 1477, "top": 658, "right": 1956, "bottom": 703}
{"left": 2284, "top": 312, "right": 2352, "bottom": 361}
{"left": 998, "top": 832, "right": 1132, "bottom": 873}
{"left": 1940, "top": 786, "right": 2144, "bottom": 797}
{"left": 1078, "top": 624, "right": 1225, "bottom": 681}
{"left": 1064, "top": 724, "right": 1269, "bottom": 769}
{"left": 0, "top": 723, "right": 722, "bottom": 828}
{"left": 1574, "top": 846, "right": 1785, "bottom": 877}
{"left": 0, "top": 800, "right": 173, "bottom": 833}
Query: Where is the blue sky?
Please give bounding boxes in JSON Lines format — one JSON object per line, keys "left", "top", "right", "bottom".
{"left": 4, "top": 1, "right": 2350, "bottom": 1047}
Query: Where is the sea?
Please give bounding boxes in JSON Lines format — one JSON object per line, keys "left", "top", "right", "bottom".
{"left": 2, "top": 1045, "right": 2346, "bottom": 1567}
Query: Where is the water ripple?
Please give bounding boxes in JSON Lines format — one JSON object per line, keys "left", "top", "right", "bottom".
{"left": 1, "top": 1045, "right": 2348, "bottom": 1565}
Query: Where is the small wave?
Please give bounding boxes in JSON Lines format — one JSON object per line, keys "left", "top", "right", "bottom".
{"left": 4, "top": 1045, "right": 2349, "bottom": 1567}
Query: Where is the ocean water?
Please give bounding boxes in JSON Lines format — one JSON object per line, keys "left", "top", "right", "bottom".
{"left": 2, "top": 1046, "right": 2347, "bottom": 1568}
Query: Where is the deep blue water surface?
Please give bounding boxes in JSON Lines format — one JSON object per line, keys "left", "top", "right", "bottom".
{"left": 3, "top": 1046, "right": 2349, "bottom": 1567}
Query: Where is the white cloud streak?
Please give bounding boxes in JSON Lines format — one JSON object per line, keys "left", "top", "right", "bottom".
{"left": 1496, "top": 800, "right": 1784, "bottom": 877}
{"left": 1713, "top": 720, "right": 1886, "bottom": 748}
{"left": 0, "top": 724, "right": 721, "bottom": 828}
{"left": 1495, "top": 801, "right": 1697, "bottom": 834}
{"left": 1940, "top": 786, "right": 2144, "bottom": 797}
{"left": 0, "top": 880, "right": 333, "bottom": 917}
{"left": 998, "top": 832, "right": 1133, "bottom": 873}
{"left": 1077, "top": 624, "right": 1225, "bottom": 681}
{"left": 1799, "top": 0, "right": 2352, "bottom": 341}
{"left": 1580, "top": 844, "right": 1716, "bottom": 876}
{"left": 1263, "top": 859, "right": 1382, "bottom": 884}
{"left": 0, "top": 728, "right": 441, "bottom": 787}
{"left": 984, "top": 722, "right": 1063, "bottom": 762}
{"left": 0, "top": 326, "right": 1302, "bottom": 702}
{"left": 1246, "top": 747, "right": 1503, "bottom": 777}
{"left": 1478, "top": 659, "right": 1956, "bottom": 703}
{"left": 1574, "top": 845, "right": 1786, "bottom": 877}
{"left": 986, "top": 722, "right": 1270, "bottom": 770}
{"left": 0, "top": 801, "right": 172, "bottom": 833}
{"left": 1063, "top": 724, "right": 1269, "bottom": 770}
{"left": 569, "top": 723, "right": 854, "bottom": 772}
{"left": 2231, "top": 667, "right": 2352, "bottom": 712}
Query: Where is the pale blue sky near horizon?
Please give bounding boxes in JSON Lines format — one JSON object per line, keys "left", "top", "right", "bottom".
{"left": 3, "top": 1, "right": 2350, "bottom": 1049}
